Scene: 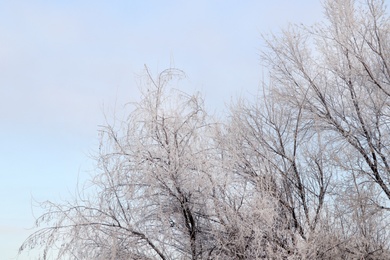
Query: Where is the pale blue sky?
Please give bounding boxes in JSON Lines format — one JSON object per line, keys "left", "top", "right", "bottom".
{"left": 0, "top": 1, "right": 323, "bottom": 259}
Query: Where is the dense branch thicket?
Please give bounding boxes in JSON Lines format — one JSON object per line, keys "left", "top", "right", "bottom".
{"left": 20, "top": 0, "right": 390, "bottom": 259}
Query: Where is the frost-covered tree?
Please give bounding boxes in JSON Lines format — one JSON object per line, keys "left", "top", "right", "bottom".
{"left": 20, "top": 0, "right": 390, "bottom": 259}
{"left": 226, "top": 91, "right": 335, "bottom": 258}
{"left": 260, "top": 0, "right": 390, "bottom": 258}
{"left": 20, "top": 68, "right": 223, "bottom": 259}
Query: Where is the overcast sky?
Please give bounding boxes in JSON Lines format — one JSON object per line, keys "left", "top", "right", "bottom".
{"left": 0, "top": 1, "right": 324, "bottom": 259}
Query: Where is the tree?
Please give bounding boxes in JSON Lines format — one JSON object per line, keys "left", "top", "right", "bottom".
{"left": 260, "top": 0, "right": 390, "bottom": 257}
{"left": 227, "top": 92, "right": 335, "bottom": 258}
{"left": 20, "top": 68, "right": 222, "bottom": 259}
{"left": 20, "top": 0, "right": 390, "bottom": 259}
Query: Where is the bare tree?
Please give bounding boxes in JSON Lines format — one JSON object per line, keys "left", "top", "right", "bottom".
{"left": 263, "top": 0, "right": 390, "bottom": 203}
{"left": 225, "top": 85, "right": 338, "bottom": 258}
{"left": 261, "top": 0, "right": 390, "bottom": 258}
{"left": 20, "top": 68, "right": 221, "bottom": 259}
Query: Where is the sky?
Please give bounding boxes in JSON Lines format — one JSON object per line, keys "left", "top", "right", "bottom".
{"left": 0, "top": 1, "right": 324, "bottom": 259}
